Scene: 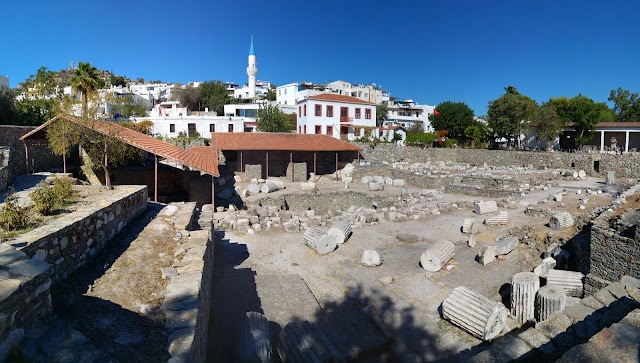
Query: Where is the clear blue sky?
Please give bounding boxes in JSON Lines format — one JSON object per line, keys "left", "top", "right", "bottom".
{"left": 2, "top": 0, "right": 639, "bottom": 115}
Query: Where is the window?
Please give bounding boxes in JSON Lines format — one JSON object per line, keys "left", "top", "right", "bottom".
{"left": 278, "top": 90, "right": 281, "bottom": 96}
{"left": 284, "top": 89, "right": 287, "bottom": 95}
{"left": 304, "top": 104, "right": 307, "bottom": 116}
{"left": 326, "top": 126, "right": 333, "bottom": 135}
{"left": 298, "top": 106, "right": 301, "bottom": 117}
{"left": 210, "top": 124, "right": 215, "bottom": 132}
{"left": 228, "top": 124, "right": 234, "bottom": 132}
{"left": 326, "top": 105, "right": 333, "bottom": 117}
{"left": 298, "top": 125, "right": 301, "bottom": 133}
{"left": 315, "top": 125, "right": 321, "bottom": 134}
{"left": 188, "top": 123, "right": 197, "bottom": 137}
{"left": 315, "top": 104, "right": 322, "bottom": 116}
{"left": 284, "top": 101, "right": 287, "bottom": 105}
{"left": 303, "top": 125, "right": 307, "bottom": 133}
{"left": 355, "top": 108, "right": 361, "bottom": 119}
{"left": 365, "top": 108, "right": 372, "bottom": 119}
{"left": 170, "top": 124, "right": 175, "bottom": 133}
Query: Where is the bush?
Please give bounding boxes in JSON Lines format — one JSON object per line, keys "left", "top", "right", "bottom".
{"left": 30, "top": 177, "right": 75, "bottom": 216}
{"left": 0, "top": 189, "right": 30, "bottom": 231}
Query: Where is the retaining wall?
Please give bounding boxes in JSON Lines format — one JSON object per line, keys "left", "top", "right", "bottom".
{"left": 0, "top": 147, "right": 10, "bottom": 191}
{"left": 5, "top": 186, "right": 148, "bottom": 284}
{"left": 359, "top": 144, "right": 640, "bottom": 178}
{"left": 0, "top": 125, "right": 61, "bottom": 176}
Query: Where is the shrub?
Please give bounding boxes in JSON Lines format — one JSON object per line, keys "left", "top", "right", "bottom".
{"left": 30, "top": 177, "right": 75, "bottom": 216}
{"left": 0, "top": 189, "right": 30, "bottom": 231}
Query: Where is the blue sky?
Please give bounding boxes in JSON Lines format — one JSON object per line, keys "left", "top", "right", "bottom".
{"left": 2, "top": 0, "right": 639, "bottom": 114}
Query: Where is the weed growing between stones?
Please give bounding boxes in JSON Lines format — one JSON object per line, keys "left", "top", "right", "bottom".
{"left": 30, "top": 177, "right": 76, "bottom": 216}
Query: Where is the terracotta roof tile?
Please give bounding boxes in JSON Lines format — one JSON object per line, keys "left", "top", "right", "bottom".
{"left": 212, "top": 133, "right": 362, "bottom": 152}
{"left": 306, "top": 93, "right": 375, "bottom": 105}
{"left": 20, "top": 115, "right": 219, "bottom": 177}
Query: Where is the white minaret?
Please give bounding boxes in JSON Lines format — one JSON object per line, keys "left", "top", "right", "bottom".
{"left": 246, "top": 35, "right": 258, "bottom": 99}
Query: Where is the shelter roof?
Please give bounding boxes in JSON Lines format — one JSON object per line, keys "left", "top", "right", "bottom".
{"left": 211, "top": 133, "right": 362, "bottom": 152}
{"left": 20, "top": 114, "right": 219, "bottom": 177}
{"left": 304, "top": 93, "right": 375, "bottom": 105}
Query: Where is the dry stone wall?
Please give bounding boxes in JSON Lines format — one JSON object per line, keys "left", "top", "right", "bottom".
{"left": 359, "top": 144, "right": 640, "bottom": 178}
{"left": 0, "top": 125, "right": 62, "bottom": 176}
{"left": 5, "top": 186, "right": 148, "bottom": 284}
{"left": 0, "top": 147, "right": 10, "bottom": 192}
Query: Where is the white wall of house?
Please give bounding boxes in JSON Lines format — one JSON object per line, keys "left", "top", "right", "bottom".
{"left": 224, "top": 103, "right": 261, "bottom": 118}
{"left": 276, "top": 83, "right": 298, "bottom": 106}
{"left": 385, "top": 100, "right": 435, "bottom": 132}
{"left": 131, "top": 116, "right": 245, "bottom": 139}
{"left": 296, "top": 96, "right": 376, "bottom": 140}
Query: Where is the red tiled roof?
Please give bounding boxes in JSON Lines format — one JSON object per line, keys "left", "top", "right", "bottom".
{"left": 20, "top": 114, "right": 219, "bottom": 177}
{"left": 305, "top": 93, "right": 375, "bottom": 105}
{"left": 212, "top": 133, "right": 362, "bottom": 151}
{"left": 595, "top": 122, "right": 640, "bottom": 128}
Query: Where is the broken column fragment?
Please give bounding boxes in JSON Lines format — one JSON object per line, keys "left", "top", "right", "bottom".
{"left": 474, "top": 201, "right": 498, "bottom": 215}
{"left": 442, "top": 286, "right": 508, "bottom": 341}
{"left": 495, "top": 236, "right": 519, "bottom": 255}
{"left": 462, "top": 218, "right": 476, "bottom": 234}
{"left": 278, "top": 321, "right": 341, "bottom": 362}
{"left": 511, "top": 272, "right": 540, "bottom": 325}
{"left": 302, "top": 228, "right": 337, "bottom": 255}
{"left": 546, "top": 269, "right": 585, "bottom": 297}
{"left": 549, "top": 211, "right": 574, "bottom": 230}
{"left": 535, "top": 285, "right": 566, "bottom": 322}
{"left": 361, "top": 250, "right": 382, "bottom": 267}
{"left": 484, "top": 211, "right": 508, "bottom": 226}
{"left": 238, "top": 311, "right": 272, "bottom": 363}
{"left": 327, "top": 220, "right": 352, "bottom": 244}
{"left": 420, "top": 240, "right": 455, "bottom": 272}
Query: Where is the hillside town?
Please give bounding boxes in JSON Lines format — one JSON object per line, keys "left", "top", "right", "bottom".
{"left": 1, "top": 16, "right": 640, "bottom": 363}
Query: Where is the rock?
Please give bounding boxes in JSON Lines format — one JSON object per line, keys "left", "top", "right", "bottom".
{"left": 468, "top": 235, "right": 476, "bottom": 247}
{"left": 368, "top": 182, "right": 384, "bottom": 191}
{"left": 396, "top": 233, "right": 420, "bottom": 243}
{"left": 361, "top": 250, "right": 382, "bottom": 267}
{"left": 479, "top": 246, "right": 496, "bottom": 265}
{"left": 300, "top": 182, "right": 317, "bottom": 192}
{"left": 392, "top": 179, "right": 405, "bottom": 187}
{"left": 379, "top": 276, "right": 394, "bottom": 285}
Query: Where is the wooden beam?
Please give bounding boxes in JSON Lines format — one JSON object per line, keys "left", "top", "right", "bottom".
{"left": 154, "top": 154, "right": 158, "bottom": 202}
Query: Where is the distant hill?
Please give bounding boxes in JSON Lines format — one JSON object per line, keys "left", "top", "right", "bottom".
{"left": 51, "top": 68, "right": 135, "bottom": 88}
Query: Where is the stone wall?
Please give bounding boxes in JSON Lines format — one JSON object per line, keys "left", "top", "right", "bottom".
{"left": 0, "top": 246, "right": 52, "bottom": 360}
{"left": 0, "top": 147, "right": 10, "bottom": 191}
{"left": 0, "top": 125, "right": 62, "bottom": 176}
{"left": 5, "top": 186, "right": 148, "bottom": 284}
{"left": 286, "top": 162, "right": 307, "bottom": 182}
{"left": 359, "top": 144, "right": 640, "bottom": 178}
{"left": 253, "top": 191, "right": 394, "bottom": 214}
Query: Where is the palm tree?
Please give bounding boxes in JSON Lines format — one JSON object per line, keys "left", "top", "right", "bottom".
{"left": 70, "top": 62, "right": 104, "bottom": 118}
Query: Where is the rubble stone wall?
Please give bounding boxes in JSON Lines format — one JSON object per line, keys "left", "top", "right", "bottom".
{"left": 0, "top": 246, "right": 52, "bottom": 360}
{"left": 359, "top": 145, "right": 640, "bottom": 178}
{"left": 0, "top": 147, "right": 10, "bottom": 191}
{"left": 254, "top": 191, "right": 393, "bottom": 213}
{"left": 0, "top": 125, "right": 62, "bottom": 176}
{"left": 6, "top": 186, "right": 148, "bottom": 284}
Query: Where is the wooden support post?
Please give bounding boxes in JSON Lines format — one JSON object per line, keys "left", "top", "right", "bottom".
{"left": 357, "top": 152, "right": 360, "bottom": 166}
{"left": 314, "top": 152, "right": 317, "bottom": 181}
{"left": 240, "top": 151, "right": 243, "bottom": 174}
{"left": 154, "top": 154, "right": 158, "bottom": 202}
{"left": 211, "top": 177, "right": 215, "bottom": 225}
{"left": 335, "top": 152, "right": 338, "bottom": 180}
{"left": 266, "top": 152, "right": 269, "bottom": 179}
{"left": 23, "top": 142, "right": 29, "bottom": 174}
{"left": 290, "top": 152, "right": 293, "bottom": 182}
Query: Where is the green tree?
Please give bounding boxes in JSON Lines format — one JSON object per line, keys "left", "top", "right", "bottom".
{"left": 15, "top": 98, "right": 58, "bottom": 126}
{"left": 562, "top": 94, "right": 614, "bottom": 146}
{"left": 200, "top": 80, "right": 230, "bottom": 115}
{"left": 110, "top": 94, "right": 148, "bottom": 117}
{"left": 376, "top": 103, "right": 388, "bottom": 127}
{"left": 608, "top": 87, "right": 640, "bottom": 122}
{"left": 257, "top": 103, "right": 292, "bottom": 132}
{"left": 71, "top": 62, "right": 105, "bottom": 118}
{"left": 178, "top": 84, "right": 202, "bottom": 111}
{"left": 529, "top": 103, "right": 564, "bottom": 150}
{"left": 0, "top": 87, "right": 18, "bottom": 125}
{"left": 21, "top": 67, "right": 58, "bottom": 97}
{"left": 110, "top": 74, "right": 127, "bottom": 87}
{"left": 266, "top": 88, "right": 276, "bottom": 101}
{"left": 487, "top": 86, "right": 538, "bottom": 148}
{"left": 464, "top": 122, "right": 489, "bottom": 148}
{"left": 429, "top": 101, "right": 475, "bottom": 139}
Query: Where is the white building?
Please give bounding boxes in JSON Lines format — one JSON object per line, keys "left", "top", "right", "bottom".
{"left": 128, "top": 82, "right": 175, "bottom": 103}
{"left": 0, "top": 75, "right": 9, "bottom": 88}
{"left": 383, "top": 99, "right": 436, "bottom": 132}
{"left": 326, "top": 80, "right": 388, "bottom": 105}
{"left": 296, "top": 93, "right": 376, "bottom": 140}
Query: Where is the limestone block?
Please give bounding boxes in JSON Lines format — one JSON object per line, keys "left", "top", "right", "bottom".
{"left": 484, "top": 211, "right": 508, "bottom": 226}
{"left": 442, "top": 286, "right": 508, "bottom": 341}
{"left": 474, "top": 201, "right": 498, "bottom": 215}
{"left": 384, "top": 176, "right": 393, "bottom": 185}
{"left": 392, "top": 179, "right": 405, "bottom": 187}
{"left": 462, "top": 218, "right": 476, "bottom": 234}
{"left": 238, "top": 311, "right": 272, "bottom": 363}
{"left": 299, "top": 182, "right": 317, "bottom": 192}
{"left": 511, "top": 272, "right": 540, "bottom": 325}
{"left": 420, "top": 240, "right": 455, "bottom": 272}
{"left": 578, "top": 170, "right": 586, "bottom": 179}
{"left": 479, "top": 246, "right": 496, "bottom": 266}
{"left": 327, "top": 220, "right": 352, "bottom": 244}
{"left": 535, "top": 285, "right": 566, "bottom": 322}
{"left": 361, "top": 176, "right": 371, "bottom": 184}
{"left": 495, "top": 236, "right": 518, "bottom": 255}
{"left": 368, "top": 182, "right": 384, "bottom": 191}
{"left": 266, "top": 179, "right": 285, "bottom": 189}
{"left": 467, "top": 235, "right": 476, "bottom": 247}
{"left": 605, "top": 171, "right": 616, "bottom": 185}
{"left": 248, "top": 184, "right": 261, "bottom": 194}
{"left": 361, "top": 250, "right": 382, "bottom": 267}
{"left": 260, "top": 182, "right": 280, "bottom": 194}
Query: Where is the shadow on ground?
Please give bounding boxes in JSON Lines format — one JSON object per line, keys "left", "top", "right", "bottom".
{"left": 50, "top": 202, "right": 169, "bottom": 362}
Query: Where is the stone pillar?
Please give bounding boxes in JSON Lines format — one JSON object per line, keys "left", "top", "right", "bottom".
{"left": 420, "top": 240, "right": 455, "bottom": 272}
{"left": 549, "top": 211, "right": 575, "bottom": 230}
{"left": 238, "top": 311, "right": 272, "bottom": 363}
{"left": 484, "top": 211, "right": 508, "bottom": 226}
{"left": 278, "top": 321, "right": 341, "bottom": 362}
{"left": 511, "top": 272, "right": 540, "bottom": 325}
{"left": 303, "top": 228, "right": 337, "bottom": 255}
{"left": 462, "top": 218, "right": 476, "bottom": 234}
{"left": 606, "top": 171, "right": 616, "bottom": 185}
{"left": 442, "top": 286, "right": 508, "bottom": 341}
{"left": 546, "top": 269, "right": 585, "bottom": 297}
{"left": 600, "top": 131, "right": 605, "bottom": 152}
{"left": 327, "top": 220, "right": 352, "bottom": 244}
{"left": 625, "top": 130, "right": 630, "bottom": 152}
{"left": 474, "top": 201, "right": 497, "bottom": 215}
{"left": 535, "top": 285, "right": 566, "bottom": 322}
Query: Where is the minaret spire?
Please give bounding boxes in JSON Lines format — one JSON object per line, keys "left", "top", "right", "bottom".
{"left": 246, "top": 35, "right": 258, "bottom": 98}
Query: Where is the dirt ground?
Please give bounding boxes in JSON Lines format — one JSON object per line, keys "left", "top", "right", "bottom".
{"left": 217, "top": 172, "right": 621, "bottom": 359}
